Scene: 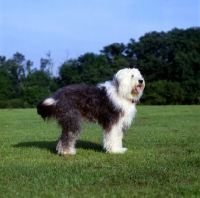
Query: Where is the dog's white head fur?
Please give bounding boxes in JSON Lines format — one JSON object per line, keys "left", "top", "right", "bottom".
{"left": 113, "top": 68, "right": 145, "bottom": 102}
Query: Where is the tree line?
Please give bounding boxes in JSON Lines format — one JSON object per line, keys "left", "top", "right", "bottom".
{"left": 0, "top": 27, "right": 200, "bottom": 108}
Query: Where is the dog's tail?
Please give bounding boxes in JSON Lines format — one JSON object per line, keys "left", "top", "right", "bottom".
{"left": 37, "top": 98, "right": 56, "bottom": 120}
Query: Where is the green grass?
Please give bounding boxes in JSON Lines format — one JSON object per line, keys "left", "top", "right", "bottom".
{"left": 0, "top": 106, "right": 200, "bottom": 198}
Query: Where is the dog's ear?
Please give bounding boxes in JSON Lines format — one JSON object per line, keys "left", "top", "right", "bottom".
{"left": 113, "top": 74, "right": 119, "bottom": 88}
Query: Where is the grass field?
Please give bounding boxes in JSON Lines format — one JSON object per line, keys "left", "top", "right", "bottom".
{"left": 0, "top": 106, "right": 200, "bottom": 198}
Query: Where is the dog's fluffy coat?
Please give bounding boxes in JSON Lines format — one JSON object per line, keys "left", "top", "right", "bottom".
{"left": 37, "top": 68, "right": 145, "bottom": 155}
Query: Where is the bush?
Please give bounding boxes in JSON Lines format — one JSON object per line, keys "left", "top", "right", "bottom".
{"left": 141, "top": 80, "right": 185, "bottom": 105}
{"left": 0, "top": 99, "right": 24, "bottom": 109}
{"left": 0, "top": 100, "right": 8, "bottom": 108}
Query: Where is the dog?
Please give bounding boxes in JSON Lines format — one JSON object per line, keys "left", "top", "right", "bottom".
{"left": 37, "top": 68, "right": 145, "bottom": 155}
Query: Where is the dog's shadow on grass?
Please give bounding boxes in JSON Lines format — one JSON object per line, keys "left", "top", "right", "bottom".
{"left": 13, "top": 140, "right": 103, "bottom": 154}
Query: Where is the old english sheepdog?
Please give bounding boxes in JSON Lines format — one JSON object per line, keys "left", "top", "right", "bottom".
{"left": 37, "top": 68, "right": 145, "bottom": 155}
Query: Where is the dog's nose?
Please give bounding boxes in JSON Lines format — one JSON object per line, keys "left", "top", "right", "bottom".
{"left": 138, "top": 80, "right": 143, "bottom": 84}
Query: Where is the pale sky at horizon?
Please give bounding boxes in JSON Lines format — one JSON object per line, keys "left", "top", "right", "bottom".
{"left": 0, "top": 0, "right": 199, "bottom": 74}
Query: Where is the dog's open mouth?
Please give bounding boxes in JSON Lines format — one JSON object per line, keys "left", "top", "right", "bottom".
{"left": 136, "top": 86, "right": 142, "bottom": 93}
{"left": 132, "top": 85, "right": 143, "bottom": 94}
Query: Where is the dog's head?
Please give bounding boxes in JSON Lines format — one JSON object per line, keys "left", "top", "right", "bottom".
{"left": 113, "top": 68, "right": 145, "bottom": 102}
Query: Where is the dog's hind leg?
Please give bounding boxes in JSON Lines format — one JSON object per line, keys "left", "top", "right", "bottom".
{"left": 56, "top": 110, "right": 82, "bottom": 155}
{"left": 56, "top": 131, "right": 79, "bottom": 155}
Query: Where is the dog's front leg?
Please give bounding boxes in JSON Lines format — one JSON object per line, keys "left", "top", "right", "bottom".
{"left": 103, "top": 125, "right": 127, "bottom": 154}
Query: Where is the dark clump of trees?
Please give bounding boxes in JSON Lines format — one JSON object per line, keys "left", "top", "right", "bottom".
{"left": 0, "top": 27, "right": 200, "bottom": 108}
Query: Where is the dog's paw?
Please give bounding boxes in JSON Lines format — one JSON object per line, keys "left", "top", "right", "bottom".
{"left": 120, "top": 147, "right": 128, "bottom": 153}
{"left": 57, "top": 148, "right": 76, "bottom": 155}
{"left": 56, "top": 145, "right": 76, "bottom": 155}
{"left": 107, "top": 147, "right": 128, "bottom": 154}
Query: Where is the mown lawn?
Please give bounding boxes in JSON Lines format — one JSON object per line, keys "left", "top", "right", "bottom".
{"left": 0, "top": 106, "right": 200, "bottom": 198}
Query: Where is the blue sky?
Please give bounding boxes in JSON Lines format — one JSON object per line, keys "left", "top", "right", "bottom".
{"left": 0, "top": 0, "right": 199, "bottom": 73}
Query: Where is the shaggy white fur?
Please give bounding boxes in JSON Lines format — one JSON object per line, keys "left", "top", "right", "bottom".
{"left": 100, "top": 68, "right": 145, "bottom": 153}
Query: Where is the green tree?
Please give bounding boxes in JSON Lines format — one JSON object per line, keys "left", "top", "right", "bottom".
{"left": 21, "top": 70, "right": 52, "bottom": 107}
{"left": 40, "top": 51, "right": 54, "bottom": 75}
{"left": 77, "top": 53, "right": 113, "bottom": 85}
{"left": 0, "top": 69, "right": 12, "bottom": 100}
{"left": 1, "top": 53, "right": 26, "bottom": 98}
{"left": 58, "top": 59, "right": 80, "bottom": 87}
{"left": 100, "top": 43, "right": 130, "bottom": 72}
{"left": 100, "top": 43, "right": 126, "bottom": 61}
{"left": 59, "top": 53, "right": 113, "bottom": 86}
{"left": 25, "top": 60, "right": 33, "bottom": 75}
